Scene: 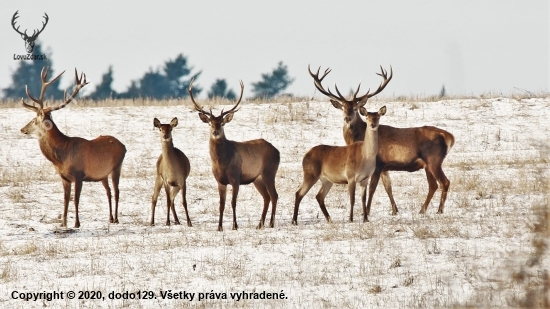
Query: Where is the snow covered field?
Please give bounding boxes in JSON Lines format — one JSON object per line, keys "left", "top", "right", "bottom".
{"left": 0, "top": 96, "right": 548, "bottom": 308}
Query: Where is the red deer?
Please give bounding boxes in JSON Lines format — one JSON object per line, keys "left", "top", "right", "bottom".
{"left": 20, "top": 67, "right": 126, "bottom": 228}
{"left": 151, "top": 117, "right": 192, "bottom": 226}
{"left": 308, "top": 65, "right": 454, "bottom": 218}
{"left": 189, "top": 80, "right": 280, "bottom": 231}
{"left": 309, "top": 65, "right": 397, "bottom": 214}
{"left": 294, "top": 106, "right": 386, "bottom": 224}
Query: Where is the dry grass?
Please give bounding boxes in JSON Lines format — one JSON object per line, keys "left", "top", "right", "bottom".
{"left": 0, "top": 96, "right": 548, "bottom": 308}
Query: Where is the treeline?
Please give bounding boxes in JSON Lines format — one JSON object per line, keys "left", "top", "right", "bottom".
{"left": 2, "top": 42, "right": 295, "bottom": 101}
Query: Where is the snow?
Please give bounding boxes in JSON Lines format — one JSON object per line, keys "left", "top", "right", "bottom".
{"left": 0, "top": 97, "right": 548, "bottom": 308}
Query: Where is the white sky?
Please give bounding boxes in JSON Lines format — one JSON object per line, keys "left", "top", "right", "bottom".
{"left": 0, "top": 1, "right": 548, "bottom": 99}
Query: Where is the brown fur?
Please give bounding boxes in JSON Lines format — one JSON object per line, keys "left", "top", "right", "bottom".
{"left": 310, "top": 65, "right": 454, "bottom": 216}
{"left": 190, "top": 80, "right": 280, "bottom": 231}
{"left": 20, "top": 68, "right": 126, "bottom": 228}
{"left": 293, "top": 106, "right": 385, "bottom": 224}
{"left": 310, "top": 65, "right": 399, "bottom": 214}
{"left": 151, "top": 117, "right": 192, "bottom": 226}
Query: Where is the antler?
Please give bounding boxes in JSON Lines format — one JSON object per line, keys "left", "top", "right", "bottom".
{"left": 11, "top": 11, "right": 26, "bottom": 38}
{"left": 357, "top": 65, "right": 393, "bottom": 106}
{"left": 28, "top": 12, "right": 49, "bottom": 41}
{"left": 22, "top": 66, "right": 65, "bottom": 112}
{"left": 188, "top": 78, "right": 213, "bottom": 117}
{"left": 308, "top": 65, "right": 345, "bottom": 102}
{"left": 50, "top": 68, "right": 89, "bottom": 112}
{"left": 220, "top": 80, "right": 244, "bottom": 117}
{"left": 189, "top": 79, "right": 244, "bottom": 117}
{"left": 11, "top": 11, "right": 48, "bottom": 40}
{"left": 309, "top": 64, "right": 393, "bottom": 105}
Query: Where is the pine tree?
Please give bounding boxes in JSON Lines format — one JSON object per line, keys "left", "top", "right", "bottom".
{"left": 2, "top": 42, "right": 64, "bottom": 101}
{"left": 207, "top": 79, "right": 236, "bottom": 100}
{"left": 251, "top": 61, "right": 295, "bottom": 99}
{"left": 89, "top": 66, "right": 117, "bottom": 100}
{"left": 120, "top": 54, "right": 202, "bottom": 99}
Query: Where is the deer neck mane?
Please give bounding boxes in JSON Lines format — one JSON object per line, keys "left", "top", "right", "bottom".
{"left": 38, "top": 121, "right": 71, "bottom": 164}
{"left": 209, "top": 135, "right": 234, "bottom": 162}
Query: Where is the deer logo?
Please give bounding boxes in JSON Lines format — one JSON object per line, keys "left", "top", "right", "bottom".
{"left": 11, "top": 11, "right": 49, "bottom": 54}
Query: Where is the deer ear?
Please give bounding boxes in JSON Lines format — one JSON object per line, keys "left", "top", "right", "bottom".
{"left": 153, "top": 118, "right": 161, "bottom": 128}
{"left": 359, "top": 107, "right": 367, "bottom": 116}
{"left": 170, "top": 117, "right": 178, "bottom": 127}
{"left": 378, "top": 106, "right": 386, "bottom": 115}
{"left": 330, "top": 100, "right": 343, "bottom": 109}
{"left": 198, "top": 113, "right": 209, "bottom": 123}
{"left": 223, "top": 112, "right": 234, "bottom": 124}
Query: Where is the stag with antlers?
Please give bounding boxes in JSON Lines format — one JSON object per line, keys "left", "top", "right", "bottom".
{"left": 20, "top": 67, "right": 126, "bottom": 228}
{"left": 294, "top": 105, "right": 386, "bottom": 224}
{"left": 189, "top": 80, "right": 280, "bottom": 231}
{"left": 11, "top": 11, "right": 49, "bottom": 53}
{"left": 307, "top": 65, "right": 454, "bottom": 220}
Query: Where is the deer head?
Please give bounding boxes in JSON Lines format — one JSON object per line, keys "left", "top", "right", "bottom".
{"left": 189, "top": 79, "right": 244, "bottom": 140}
{"left": 153, "top": 117, "right": 178, "bottom": 142}
{"left": 308, "top": 65, "right": 392, "bottom": 125}
{"left": 360, "top": 106, "right": 387, "bottom": 130}
{"left": 11, "top": 11, "right": 49, "bottom": 53}
{"left": 21, "top": 67, "right": 88, "bottom": 138}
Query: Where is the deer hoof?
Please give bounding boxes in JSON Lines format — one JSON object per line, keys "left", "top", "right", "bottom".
{"left": 187, "top": 221, "right": 192, "bottom": 227}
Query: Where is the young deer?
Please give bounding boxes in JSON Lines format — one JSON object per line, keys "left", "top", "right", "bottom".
{"left": 151, "top": 117, "right": 192, "bottom": 226}
{"left": 309, "top": 65, "right": 454, "bottom": 217}
{"left": 293, "top": 106, "right": 386, "bottom": 224}
{"left": 20, "top": 67, "right": 126, "bottom": 228}
{"left": 309, "top": 65, "right": 397, "bottom": 213}
{"left": 189, "top": 80, "right": 280, "bottom": 231}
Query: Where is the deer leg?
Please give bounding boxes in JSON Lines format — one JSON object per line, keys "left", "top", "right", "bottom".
{"left": 73, "top": 178, "right": 83, "bottom": 228}
{"left": 111, "top": 163, "right": 122, "bottom": 224}
{"left": 217, "top": 183, "right": 227, "bottom": 231}
{"left": 101, "top": 178, "right": 114, "bottom": 223}
{"left": 348, "top": 180, "right": 357, "bottom": 222}
{"left": 230, "top": 183, "right": 240, "bottom": 230}
{"left": 150, "top": 175, "right": 162, "bottom": 226}
{"left": 315, "top": 177, "right": 334, "bottom": 223}
{"left": 366, "top": 169, "right": 382, "bottom": 220}
{"left": 265, "top": 176, "right": 278, "bottom": 228}
{"left": 361, "top": 181, "right": 368, "bottom": 222}
{"left": 180, "top": 181, "right": 192, "bottom": 227}
{"left": 431, "top": 166, "right": 450, "bottom": 214}
{"left": 170, "top": 186, "right": 181, "bottom": 225}
{"left": 61, "top": 179, "right": 71, "bottom": 228}
{"left": 164, "top": 184, "right": 171, "bottom": 225}
{"left": 420, "top": 169, "right": 438, "bottom": 214}
{"left": 380, "top": 171, "right": 398, "bottom": 215}
{"left": 253, "top": 178, "right": 270, "bottom": 229}
{"left": 293, "top": 172, "right": 320, "bottom": 225}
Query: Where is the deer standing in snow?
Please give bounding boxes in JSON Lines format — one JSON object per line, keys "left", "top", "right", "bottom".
{"left": 189, "top": 80, "right": 280, "bottom": 231}
{"left": 151, "top": 117, "right": 192, "bottom": 226}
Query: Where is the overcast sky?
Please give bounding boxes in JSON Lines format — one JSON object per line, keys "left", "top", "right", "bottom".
{"left": 0, "top": 1, "right": 548, "bottom": 99}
